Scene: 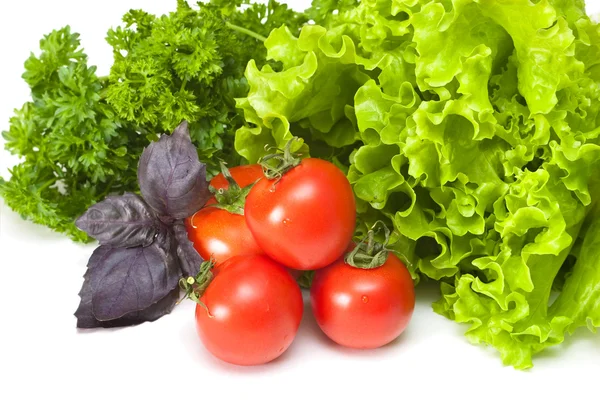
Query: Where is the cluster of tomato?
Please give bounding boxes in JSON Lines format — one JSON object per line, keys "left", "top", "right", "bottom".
{"left": 184, "top": 157, "right": 415, "bottom": 366}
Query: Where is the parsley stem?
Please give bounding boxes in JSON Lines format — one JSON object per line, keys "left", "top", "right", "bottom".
{"left": 225, "top": 22, "right": 267, "bottom": 42}
{"left": 98, "top": 177, "right": 116, "bottom": 198}
{"left": 38, "top": 180, "right": 55, "bottom": 191}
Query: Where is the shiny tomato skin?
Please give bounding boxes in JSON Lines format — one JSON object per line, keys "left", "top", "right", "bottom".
{"left": 310, "top": 254, "right": 415, "bottom": 349}
{"left": 195, "top": 255, "right": 304, "bottom": 366}
{"left": 214, "top": 254, "right": 302, "bottom": 279}
{"left": 185, "top": 164, "right": 265, "bottom": 266}
{"left": 185, "top": 207, "right": 264, "bottom": 267}
{"left": 211, "top": 254, "right": 244, "bottom": 275}
{"left": 244, "top": 158, "right": 356, "bottom": 271}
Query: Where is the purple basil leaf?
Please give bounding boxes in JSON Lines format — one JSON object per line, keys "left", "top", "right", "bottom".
{"left": 75, "top": 193, "right": 158, "bottom": 248}
{"left": 87, "top": 232, "right": 181, "bottom": 321}
{"left": 122, "top": 286, "right": 179, "bottom": 324}
{"left": 75, "top": 269, "right": 180, "bottom": 328}
{"left": 75, "top": 268, "right": 97, "bottom": 328}
{"left": 173, "top": 221, "right": 203, "bottom": 276}
{"left": 138, "top": 121, "right": 210, "bottom": 219}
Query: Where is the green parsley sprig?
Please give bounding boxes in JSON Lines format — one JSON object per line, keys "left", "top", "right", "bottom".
{"left": 0, "top": 0, "right": 307, "bottom": 242}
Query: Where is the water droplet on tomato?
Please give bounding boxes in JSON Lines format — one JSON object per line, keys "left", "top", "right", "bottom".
{"left": 282, "top": 218, "right": 290, "bottom": 225}
{"left": 269, "top": 186, "right": 276, "bottom": 193}
{"left": 362, "top": 295, "right": 369, "bottom": 303}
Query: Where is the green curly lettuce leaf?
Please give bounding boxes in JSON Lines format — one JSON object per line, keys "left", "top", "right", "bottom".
{"left": 236, "top": 0, "right": 600, "bottom": 368}
{"left": 550, "top": 202, "right": 600, "bottom": 333}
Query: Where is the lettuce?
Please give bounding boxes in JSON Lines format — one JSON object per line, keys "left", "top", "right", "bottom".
{"left": 235, "top": 0, "right": 600, "bottom": 368}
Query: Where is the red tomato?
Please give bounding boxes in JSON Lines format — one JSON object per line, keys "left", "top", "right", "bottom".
{"left": 185, "top": 164, "right": 265, "bottom": 266}
{"left": 185, "top": 208, "right": 265, "bottom": 266}
{"left": 245, "top": 158, "right": 356, "bottom": 270}
{"left": 210, "top": 164, "right": 263, "bottom": 190}
{"left": 215, "top": 255, "right": 303, "bottom": 280}
{"left": 310, "top": 253, "right": 415, "bottom": 349}
{"left": 210, "top": 254, "right": 243, "bottom": 275}
{"left": 195, "top": 255, "right": 304, "bottom": 366}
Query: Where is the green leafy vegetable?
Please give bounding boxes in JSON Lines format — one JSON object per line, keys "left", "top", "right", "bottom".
{"left": 236, "top": 0, "right": 600, "bottom": 368}
{"left": 0, "top": 0, "right": 307, "bottom": 241}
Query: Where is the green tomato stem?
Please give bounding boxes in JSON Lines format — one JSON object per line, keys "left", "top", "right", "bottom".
{"left": 345, "top": 221, "right": 392, "bottom": 269}
{"left": 207, "top": 162, "right": 255, "bottom": 215}
{"left": 259, "top": 138, "right": 303, "bottom": 181}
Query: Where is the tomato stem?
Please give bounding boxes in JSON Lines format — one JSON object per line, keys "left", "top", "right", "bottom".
{"left": 259, "top": 138, "right": 303, "bottom": 181}
{"left": 345, "top": 221, "right": 392, "bottom": 269}
{"left": 208, "top": 162, "right": 255, "bottom": 215}
{"left": 178, "top": 259, "right": 215, "bottom": 305}
{"left": 219, "top": 161, "right": 241, "bottom": 192}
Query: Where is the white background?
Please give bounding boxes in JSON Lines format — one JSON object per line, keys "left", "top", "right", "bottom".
{"left": 1, "top": 1, "right": 599, "bottom": 399}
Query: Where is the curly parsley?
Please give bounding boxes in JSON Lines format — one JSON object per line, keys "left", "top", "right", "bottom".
{"left": 0, "top": 0, "right": 307, "bottom": 242}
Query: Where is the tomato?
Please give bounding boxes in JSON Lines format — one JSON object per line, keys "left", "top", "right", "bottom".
{"left": 210, "top": 164, "right": 263, "bottom": 191}
{"left": 215, "top": 255, "right": 304, "bottom": 281}
{"left": 210, "top": 254, "right": 244, "bottom": 275}
{"left": 195, "top": 255, "right": 304, "bottom": 366}
{"left": 185, "top": 207, "right": 264, "bottom": 266}
{"left": 185, "top": 164, "right": 265, "bottom": 266}
{"left": 204, "top": 164, "right": 263, "bottom": 207}
{"left": 245, "top": 158, "right": 356, "bottom": 270}
{"left": 310, "top": 253, "right": 415, "bottom": 349}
